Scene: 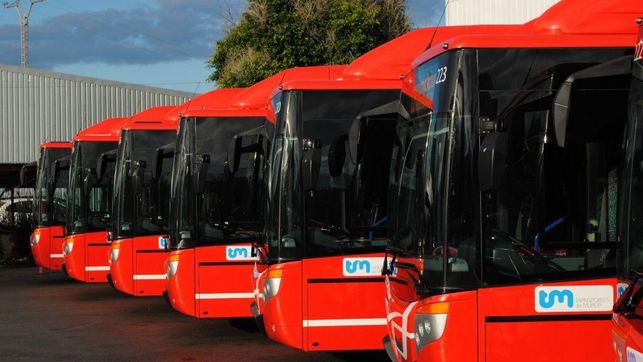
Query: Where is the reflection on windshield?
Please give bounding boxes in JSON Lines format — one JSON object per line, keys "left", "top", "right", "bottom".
{"left": 66, "top": 141, "right": 117, "bottom": 234}
{"left": 168, "top": 117, "right": 269, "bottom": 249}
{"left": 34, "top": 148, "right": 69, "bottom": 227}
{"left": 112, "top": 130, "right": 177, "bottom": 239}
{"left": 265, "top": 90, "right": 401, "bottom": 263}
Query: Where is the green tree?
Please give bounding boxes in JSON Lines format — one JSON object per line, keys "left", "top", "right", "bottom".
{"left": 208, "top": 0, "right": 410, "bottom": 87}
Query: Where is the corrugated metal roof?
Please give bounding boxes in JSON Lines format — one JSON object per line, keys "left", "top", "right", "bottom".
{"left": 446, "top": 0, "right": 561, "bottom": 26}
{"left": 0, "top": 64, "right": 193, "bottom": 164}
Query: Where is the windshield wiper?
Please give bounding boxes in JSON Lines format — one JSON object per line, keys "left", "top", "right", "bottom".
{"left": 391, "top": 260, "right": 430, "bottom": 295}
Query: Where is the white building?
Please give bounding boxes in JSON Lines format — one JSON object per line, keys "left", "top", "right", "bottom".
{"left": 446, "top": 0, "right": 560, "bottom": 25}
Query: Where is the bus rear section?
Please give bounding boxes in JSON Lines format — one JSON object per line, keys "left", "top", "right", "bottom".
{"left": 31, "top": 142, "right": 71, "bottom": 271}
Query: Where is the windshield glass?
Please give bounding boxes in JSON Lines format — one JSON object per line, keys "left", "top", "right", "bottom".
{"left": 66, "top": 141, "right": 117, "bottom": 234}
{"left": 265, "top": 89, "right": 401, "bottom": 263}
{"left": 34, "top": 147, "right": 69, "bottom": 227}
{"left": 168, "top": 116, "right": 269, "bottom": 250}
{"left": 390, "top": 47, "right": 630, "bottom": 294}
{"left": 112, "top": 130, "right": 176, "bottom": 239}
{"left": 618, "top": 55, "right": 643, "bottom": 279}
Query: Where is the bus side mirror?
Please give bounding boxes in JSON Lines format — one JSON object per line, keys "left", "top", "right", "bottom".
{"left": 20, "top": 162, "right": 37, "bottom": 188}
{"left": 83, "top": 168, "right": 95, "bottom": 196}
{"left": 478, "top": 132, "right": 508, "bottom": 192}
{"left": 52, "top": 158, "right": 69, "bottom": 185}
{"left": 97, "top": 151, "right": 116, "bottom": 182}
{"left": 194, "top": 154, "right": 210, "bottom": 193}
{"left": 348, "top": 118, "right": 362, "bottom": 165}
{"left": 131, "top": 160, "right": 146, "bottom": 192}
{"left": 153, "top": 147, "right": 174, "bottom": 180}
{"left": 226, "top": 136, "right": 243, "bottom": 177}
{"left": 328, "top": 135, "right": 347, "bottom": 177}
{"left": 302, "top": 138, "right": 321, "bottom": 191}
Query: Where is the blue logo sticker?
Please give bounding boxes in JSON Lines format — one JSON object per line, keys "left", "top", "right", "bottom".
{"left": 538, "top": 289, "right": 574, "bottom": 309}
{"left": 227, "top": 247, "right": 249, "bottom": 259}
{"left": 345, "top": 260, "right": 371, "bottom": 274}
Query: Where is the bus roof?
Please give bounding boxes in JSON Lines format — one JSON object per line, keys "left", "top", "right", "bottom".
{"left": 121, "top": 105, "right": 180, "bottom": 131}
{"left": 412, "top": 0, "right": 643, "bottom": 68}
{"left": 183, "top": 66, "right": 346, "bottom": 120}
{"left": 41, "top": 141, "right": 72, "bottom": 149}
{"left": 74, "top": 117, "right": 130, "bottom": 142}
{"left": 276, "top": 26, "right": 485, "bottom": 93}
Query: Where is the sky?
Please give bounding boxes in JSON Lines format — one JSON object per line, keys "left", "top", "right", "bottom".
{"left": 0, "top": 0, "right": 444, "bottom": 93}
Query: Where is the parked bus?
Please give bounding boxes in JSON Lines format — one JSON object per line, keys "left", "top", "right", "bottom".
{"left": 382, "top": 0, "right": 642, "bottom": 360}
{"left": 612, "top": 16, "right": 643, "bottom": 362}
{"left": 164, "top": 69, "right": 342, "bottom": 319}
{"left": 107, "top": 105, "right": 185, "bottom": 296}
{"left": 30, "top": 142, "right": 72, "bottom": 271}
{"left": 62, "top": 117, "right": 130, "bottom": 283}
{"left": 250, "top": 28, "right": 454, "bottom": 351}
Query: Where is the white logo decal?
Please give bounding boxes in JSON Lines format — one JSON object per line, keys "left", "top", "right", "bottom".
{"left": 342, "top": 257, "right": 384, "bottom": 277}
{"left": 535, "top": 285, "right": 613, "bottom": 313}
{"left": 225, "top": 245, "right": 257, "bottom": 261}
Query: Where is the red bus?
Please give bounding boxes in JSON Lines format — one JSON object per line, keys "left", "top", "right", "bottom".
{"left": 107, "top": 105, "right": 185, "bottom": 296}
{"left": 250, "top": 29, "right": 452, "bottom": 351}
{"left": 164, "top": 68, "right": 342, "bottom": 319}
{"left": 62, "top": 117, "right": 130, "bottom": 283}
{"left": 612, "top": 16, "right": 643, "bottom": 362}
{"left": 382, "top": 0, "right": 642, "bottom": 361}
{"left": 30, "top": 141, "right": 72, "bottom": 271}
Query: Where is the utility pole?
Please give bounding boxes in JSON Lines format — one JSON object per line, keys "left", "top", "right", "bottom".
{"left": 3, "top": 0, "right": 44, "bottom": 67}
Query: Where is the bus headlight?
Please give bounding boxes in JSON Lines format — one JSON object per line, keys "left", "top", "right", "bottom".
{"left": 109, "top": 243, "right": 120, "bottom": 263}
{"left": 63, "top": 241, "right": 74, "bottom": 256}
{"left": 414, "top": 302, "right": 449, "bottom": 353}
{"left": 30, "top": 233, "right": 40, "bottom": 246}
{"left": 166, "top": 254, "right": 179, "bottom": 278}
{"left": 263, "top": 269, "right": 282, "bottom": 303}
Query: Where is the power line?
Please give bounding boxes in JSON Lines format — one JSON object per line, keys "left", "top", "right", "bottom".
{"left": 3, "top": 0, "right": 45, "bottom": 67}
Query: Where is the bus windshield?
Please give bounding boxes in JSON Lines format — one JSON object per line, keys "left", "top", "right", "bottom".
{"left": 66, "top": 141, "right": 117, "bottom": 235}
{"left": 264, "top": 89, "right": 401, "bottom": 264}
{"left": 168, "top": 117, "right": 269, "bottom": 250}
{"left": 618, "top": 53, "right": 643, "bottom": 279}
{"left": 34, "top": 147, "right": 69, "bottom": 227}
{"left": 389, "top": 47, "right": 630, "bottom": 295}
{"left": 111, "top": 130, "right": 176, "bottom": 239}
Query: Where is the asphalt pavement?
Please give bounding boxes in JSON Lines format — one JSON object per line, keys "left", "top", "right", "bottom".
{"left": 0, "top": 266, "right": 389, "bottom": 361}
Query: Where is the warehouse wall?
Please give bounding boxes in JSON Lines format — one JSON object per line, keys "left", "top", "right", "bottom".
{"left": 446, "top": 0, "right": 560, "bottom": 25}
{"left": 0, "top": 64, "right": 192, "bottom": 164}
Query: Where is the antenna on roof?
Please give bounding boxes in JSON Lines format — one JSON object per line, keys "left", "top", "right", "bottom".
{"left": 191, "top": 81, "right": 203, "bottom": 98}
{"left": 427, "top": 0, "right": 451, "bottom": 50}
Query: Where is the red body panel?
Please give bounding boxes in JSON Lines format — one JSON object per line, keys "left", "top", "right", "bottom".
{"left": 261, "top": 254, "right": 387, "bottom": 351}
{"left": 30, "top": 226, "right": 65, "bottom": 271}
{"left": 386, "top": 277, "right": 617, "bottom": 362}
{"left": 166, "top": 249, "right": 196, "bottom": 317}
{"left": 260, "top": 262, "right": 303, "bottom": 349}
{"left": 166, "top": 244, "right": 257, "bottom": 318}
{"left": 613, "top": 311, "right": 643, "bottom": 362}
{"left": 110, "top": 236, "right": 168, "bottom": 296}
{"left": 63, "top": 231, "right": 110, "bottom": 283}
